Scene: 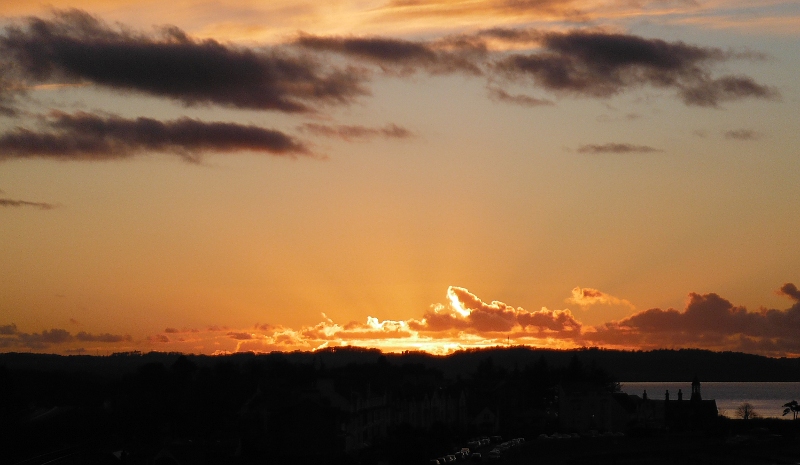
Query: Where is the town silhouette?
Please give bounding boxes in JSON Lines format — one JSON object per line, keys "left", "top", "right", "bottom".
{"left": 3, "top": 347, "right": 800, "bottom": 464}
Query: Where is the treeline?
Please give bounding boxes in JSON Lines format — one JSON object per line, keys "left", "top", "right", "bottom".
{"left": 2, "top": 346, "right": 800, "bottom": 381}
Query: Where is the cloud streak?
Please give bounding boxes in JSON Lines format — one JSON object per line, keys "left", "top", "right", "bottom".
{"left": 486, "top": 86, "right": 554, "bottom": 106}
{"left": 298, "top": 122, "right": 413, "bottom": 141}
{"left": 0, "top": 112, "right": 310, "bottom": 162}
{"left": 380, "top": 0, "right": 588, "bottom": 22}
{"left": 724, "top": 129, "right": 762, "bottom": 140}
{"left": 0, "top": 198, "right": 58, "bottom": 209}
{"left": 295, "top": 33, "right": 483, "bottom": 75}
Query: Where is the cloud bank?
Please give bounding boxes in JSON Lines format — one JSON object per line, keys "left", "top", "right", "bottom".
{"left": 584, "top": 287, "right": 800, "bottom": 355}
{"left": 5, "top": 283, "right": 800, "bottom": 356}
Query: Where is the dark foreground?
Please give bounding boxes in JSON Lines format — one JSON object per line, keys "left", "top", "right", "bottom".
{"left": 8, "top": 421, "right": 800, "bottom": 465}
{"left": 500, "top": 430, "right": 800, "bottom": 465}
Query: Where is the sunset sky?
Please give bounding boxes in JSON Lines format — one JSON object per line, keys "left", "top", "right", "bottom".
{"left": 1, "top": 0, "right": 799, "bottom": 357}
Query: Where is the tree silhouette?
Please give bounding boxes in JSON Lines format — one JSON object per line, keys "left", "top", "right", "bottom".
{"left": 783, "top": 400, "right": 799, "bottom": 420}
{"left": 736, "top": 402, "right": 759, "bottom": 420}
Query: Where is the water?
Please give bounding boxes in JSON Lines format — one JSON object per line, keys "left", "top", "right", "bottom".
{"left": 620, "top": 382, "right": 800, "bottom": 419}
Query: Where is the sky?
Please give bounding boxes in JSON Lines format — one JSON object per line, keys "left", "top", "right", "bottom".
{"left": 1, "top": 0, "right": 799, "bottom": 357}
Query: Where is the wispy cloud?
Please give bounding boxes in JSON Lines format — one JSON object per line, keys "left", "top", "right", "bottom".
{"left": 298, "top": 123, "right": 413, "bottom": 141}
{"left": 486, "top": 86, "right": 554, "bottom": 106}
{"left": 724, "top": 128, "right": 762, "bottom": 140}
{"left": 294, "top": 33, "right": 483, "bottom": 75}
{"left": 577, "top": 143, "right": 663, "bottom": 154}
{"left": 379, "top": 0, "right": 589, "bottom": 22}
{"left": 567, "top": 287, "right": 635, "bottom": 308}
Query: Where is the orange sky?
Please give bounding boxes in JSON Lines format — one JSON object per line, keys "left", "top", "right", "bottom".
{"left": 1, "top": 0, "right": 799, "bottom": 356}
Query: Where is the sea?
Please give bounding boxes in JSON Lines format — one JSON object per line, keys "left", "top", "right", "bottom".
{"left": 620, "top": 382, "right": 800, "bottom": 419}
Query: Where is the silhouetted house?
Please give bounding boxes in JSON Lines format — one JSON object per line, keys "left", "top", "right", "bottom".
{"left": 316, "top": 379, "right": 391, "bottom": 453}
{"left": 663, "top": 376, "right": 718, "bottom": 432}
{"left": 558, "top": 378, "right": 718, "bottom": 433}
{"left": 558, "top": 384, "right": 636, "bottom": 433}
{"left": 392, "top": 385, "right": 468, "bottom": 431}
{"left": 238, "top": 382, "right": 350, "bottom": 459}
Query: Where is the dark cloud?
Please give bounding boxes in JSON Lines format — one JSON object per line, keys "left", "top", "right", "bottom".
{"left": 294, "top": 34, "right": 482, "bottom": 75}
{"left": 724, "top": 128, "right": 762, "bottom": 140}
{"left": 15, "top": 328, "right": 73, "bottom": 349}
{"left": 0, "top": 324, "right": 132, "bottom": 348}
{"left": 0, "top": 198, "right": 58, "bottom": 209}
{"left": 494, "top": 30, "right": 777, "bottom": 106}
{"left": 75, "top": 331, "right": 132, "bottom": 343}
{"left": 487, "top": 87, "right": 554, "bottom": 106}
{"left": 577, "top": 143, "right": 662, "bottom": 154}
{"left": 0, "top": 9, "right": 367, "bottom": 113}
{"left": 0, "top": 12, "right": 776, "bottom": 116}
{"left": 779, "top": 283, "right": 800, "bottom": 301}
{"left": 681, "top": 76, "right": 777, "bottom": 107}
{"left": 149, "top": 334, "right": 170, "bottom": 343}
{"left": 0, "top": 111, "right": 309, "bottom": 162}
{"left": 227, "top": 331, "right": 254, "bottom": 340}
{"left": 0, "top": 324, "right": 18, "bottom": 335}
{"left": 299, "top": 122, "right": 413, "bottom": 141}
{"left": 465, "top": 27, "right": 544, "bottom": 46}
